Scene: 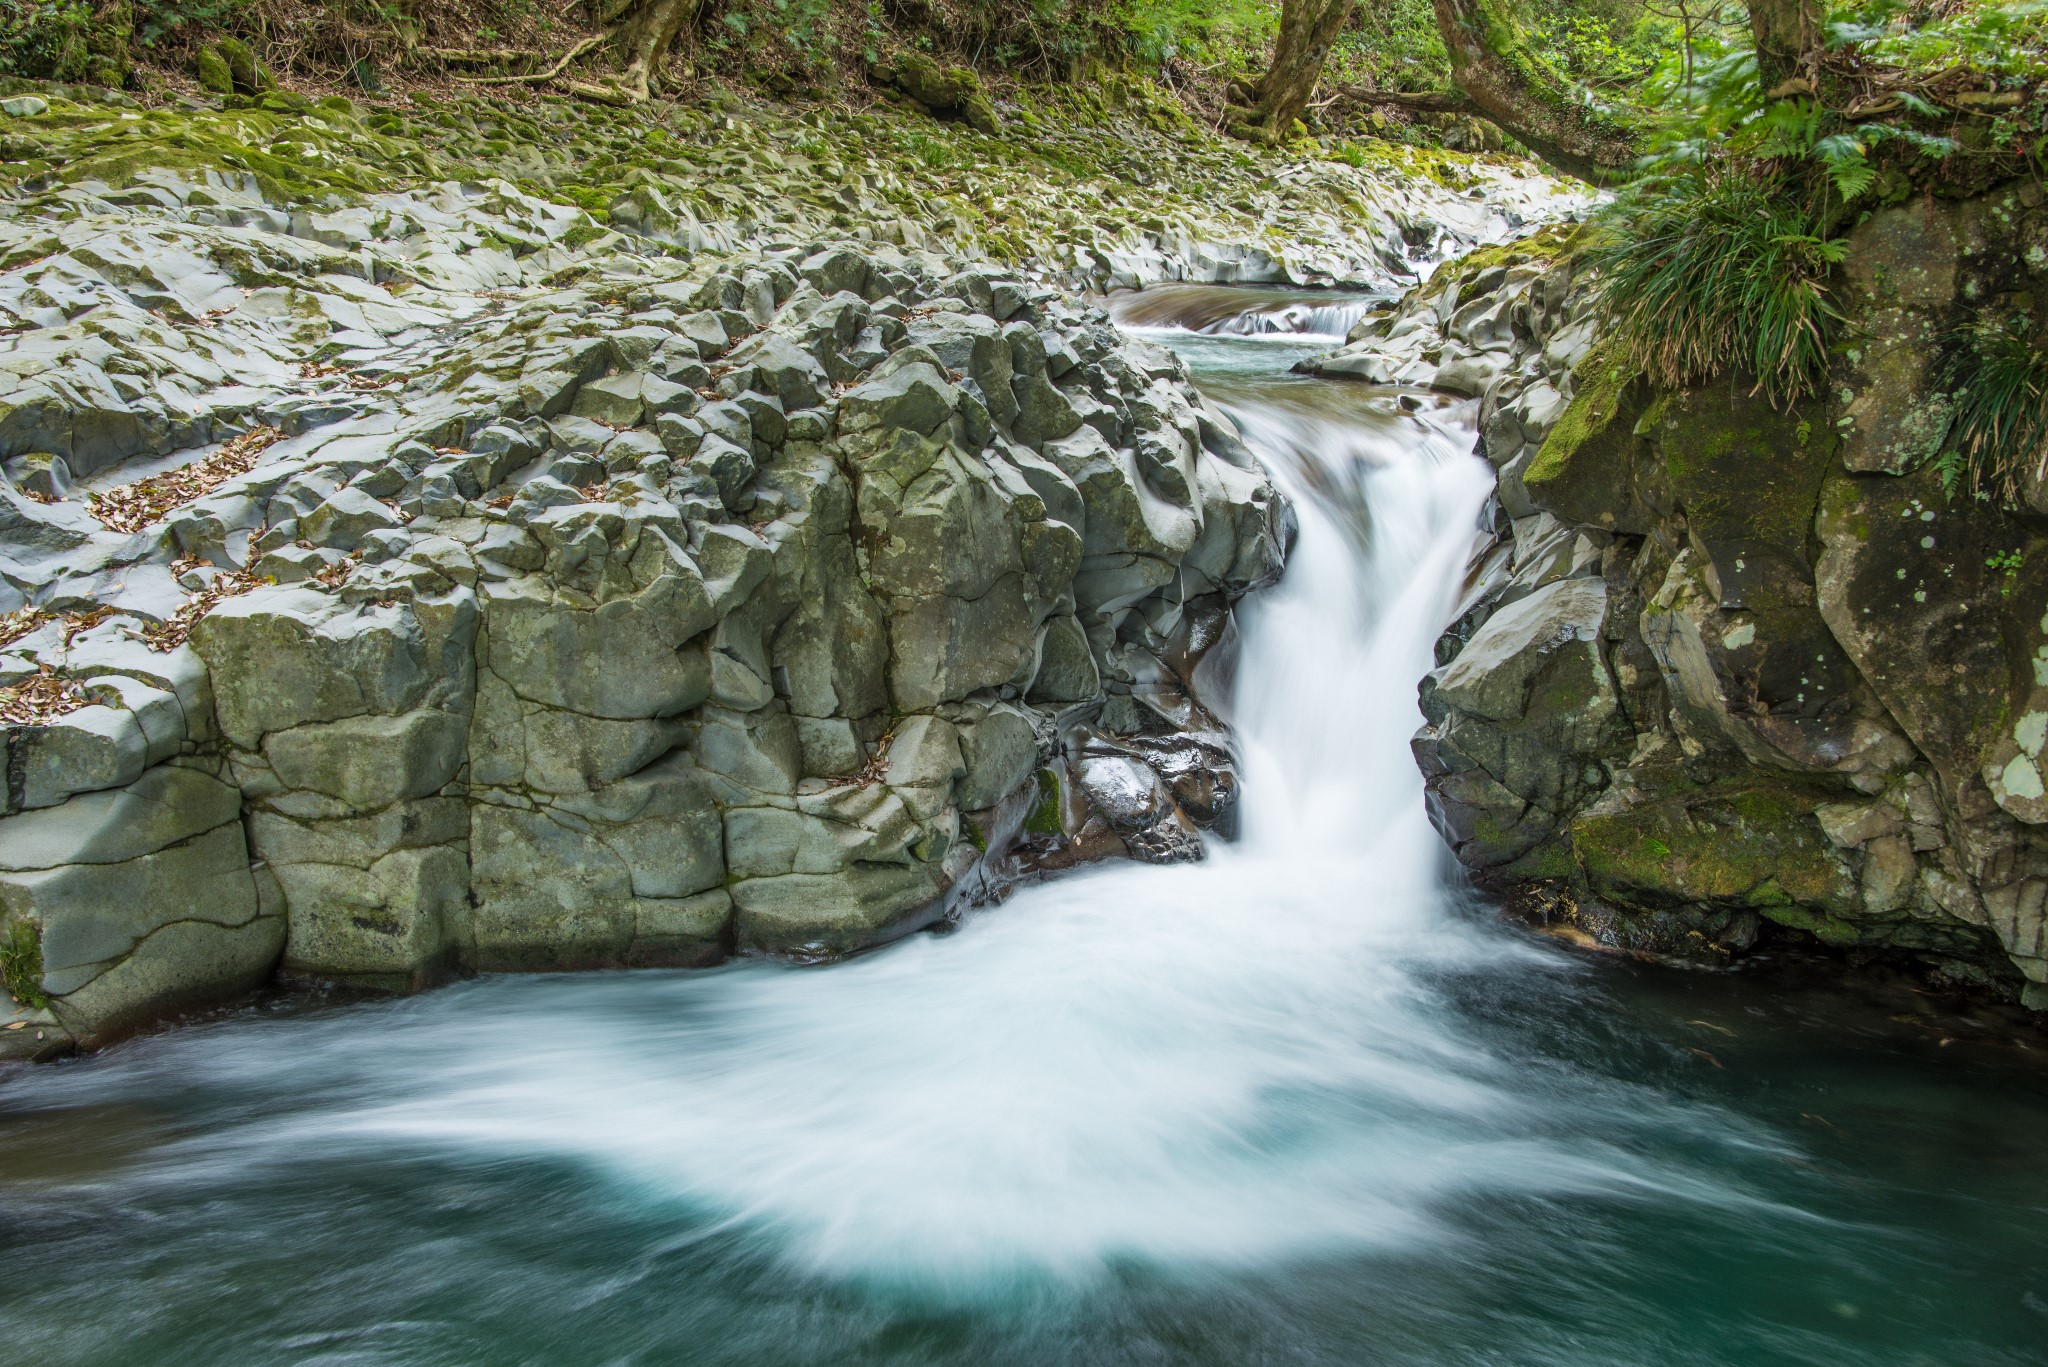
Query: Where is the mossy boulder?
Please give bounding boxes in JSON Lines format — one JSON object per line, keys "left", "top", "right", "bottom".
{"left": 879, "top": 53, "right": 1000, "bottom": 137}
{"left": 1815, "top": 460, "right": 2048, "bottom": 819}
{"left": 1631, "top": 382, "right": 1877, "bottom": 775}
{"left": 1571, "top": 776, "right": 1865, "bottom": 942}
{"left": 212, "top": 37, "right": 276, "bottom": 97}
{"left": 194, "top": 46, "right": 234, "bottom": 97}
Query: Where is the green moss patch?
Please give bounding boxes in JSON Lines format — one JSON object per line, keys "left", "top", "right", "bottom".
{"left": 1024, "top": 767, "right": 1064, "bottom": 836}
{"left": 1570, "top": 776, "right": 1861, "bottom": 927}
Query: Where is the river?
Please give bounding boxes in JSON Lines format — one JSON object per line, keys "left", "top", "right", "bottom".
{"left": 1, "top": 293, "right": 2045, "bottom": 1366}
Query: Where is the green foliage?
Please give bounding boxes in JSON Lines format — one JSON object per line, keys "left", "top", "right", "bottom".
{"left": 1934, "top": 446, "right": 1966, "bottom": 499}
{"left": 1836, "top": 0, "right": 2048, "bottom": 82}
{"left": 1, "top": 920, "right": 47, "bottom": 1010}
{"left": 1987, "top": 547, "right": 2027, "bottom": 595}
{"left": 1585, "top": 3, "right": 2045, "bottom": 411}
{"left": 1526, "top": 6, "right": 1674, "bottom": 87}
{"left": 898, "top": 127, "right": 959, "bottom": 168}
{"left": 133, "top": 0, "right": 251, "bottom": 47}
{"left": 1586, "top": 166, "right": 1845, "bottom": 406}
{"left": 1108, "top": 0, "right": 1272, "bottom": 67}
{"left": 1940, "top": 314, "right": 2048, "bottom": 503}
{"left": 1327, "top": 0, "right": 1450, "bottom": 91}
{"left": 0, "top": 1, "right": 97, "bottom": 80}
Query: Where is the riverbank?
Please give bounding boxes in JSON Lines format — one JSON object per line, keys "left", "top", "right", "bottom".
{"left": 0, "top": 69, "right": 1603, "bottom": 1058}
{"left": 2, "top": 303, "right": 2045, "bottom": 1367}
{"left": 0, "top": 75, "right": 1588, "bottom": 293}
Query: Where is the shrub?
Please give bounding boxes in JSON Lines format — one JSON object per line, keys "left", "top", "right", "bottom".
{"left": 1940, "top": 313, "right": 2048, "bottom": 503}
{"left": 1, "top": 1, "right": 99, "bottom": 81}
{"left": 1585, "top": 166, "right": 1845, "bottom": 407}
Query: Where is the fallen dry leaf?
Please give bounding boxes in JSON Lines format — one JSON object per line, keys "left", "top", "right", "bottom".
{"left": 142, "top": 569, "right": 270, "bottom": 653}
{"left": 0, "top": 667, "right": 90, "bottom": 724}
{"left": 89, "top": 427, "right": 283, "bottom": 535}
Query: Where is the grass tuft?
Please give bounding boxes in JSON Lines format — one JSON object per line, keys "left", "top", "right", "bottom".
{"left": 1585, "top": 167, "right": 1845, "bottom": 408}
{"left": 1939, "top": 313, "right": 2048, "bottom": 503}
{"left": 1, "top": 920, "right": 47, "bottom": 1010}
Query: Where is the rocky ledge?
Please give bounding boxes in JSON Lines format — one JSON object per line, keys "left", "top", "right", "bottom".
{"left": 1332, "top": 188, "right": 2048, "bottom": 1007}
{"left": 0, "top": 157, "right": 1292, "bottom": 1059}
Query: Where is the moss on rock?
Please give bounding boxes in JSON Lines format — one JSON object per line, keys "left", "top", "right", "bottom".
{"left": 1521, "top": 332, "right": 1649, "bottom": 530}
{"left": 194, "top": 46, "right": 234, "bottom": 96}
{"left": 213, "top": 37, "right": 275, "bottom": 96}
{"left": 1570, "top": 776, "right": 1863, "bottom": 928}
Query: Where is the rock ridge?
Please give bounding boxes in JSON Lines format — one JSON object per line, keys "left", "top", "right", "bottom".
{"left": 0, "top": 154, "right": 1294, "bottom": 1058}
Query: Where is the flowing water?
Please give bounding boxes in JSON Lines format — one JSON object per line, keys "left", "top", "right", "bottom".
{"left": 3, "top": 299, "right": 2048, "bottom": 1366}
{"left": 1104, "top": 284, "right": 1384, "bottom": 342}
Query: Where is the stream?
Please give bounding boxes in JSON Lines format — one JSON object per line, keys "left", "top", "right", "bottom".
{"left": 2, "top": 293, "right": 2046, "bottom": 1366}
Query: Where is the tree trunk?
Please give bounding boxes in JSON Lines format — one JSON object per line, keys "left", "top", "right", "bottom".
{"left": 1231, "top": 0, "right": 1357, "bottom": 144}
{"left": 1747, "top": 0, "right": 1823, "bottom": 96}
{"left": 563, "top": 0, "right": 693, "bottom": 102}
{"left": 1429, "top": 0, "right": 1639, "bottom": 182}
{"left": 617, "top": 0, "right": 695, "bottom": 98}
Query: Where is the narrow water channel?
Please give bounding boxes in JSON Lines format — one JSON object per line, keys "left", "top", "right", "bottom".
{"left": 1, "top": 296, "right": 2045, "bottom": 1367}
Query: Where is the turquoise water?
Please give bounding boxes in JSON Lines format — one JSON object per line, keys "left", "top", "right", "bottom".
{"left": 2, "top": 314, "right": 2045, "bottom": 1367}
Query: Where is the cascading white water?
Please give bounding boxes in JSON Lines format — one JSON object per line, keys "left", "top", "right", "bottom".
{"left": 30, "top": 362, "right": 1782, "bottom": 1305}
{"left": 1106, "top": 284, "right": 1385, "bottom": 342}
{"left": 6, "top": 308, "right": 2044, "bottom": 1367}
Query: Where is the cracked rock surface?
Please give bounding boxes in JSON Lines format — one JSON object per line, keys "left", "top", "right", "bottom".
{"left": 0, "top": 137, "right": 1294, "bottom": 1057}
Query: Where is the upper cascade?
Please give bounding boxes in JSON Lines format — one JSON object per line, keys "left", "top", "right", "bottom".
{"left": 1107, "top": 285, "right": 1386, "bottom": 342}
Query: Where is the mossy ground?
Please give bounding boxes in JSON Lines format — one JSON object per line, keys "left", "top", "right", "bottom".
{"left": 0, "top": 74, "right": 1533, "bottom": 279}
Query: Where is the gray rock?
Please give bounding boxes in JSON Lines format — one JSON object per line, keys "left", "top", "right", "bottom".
{"left": 16, "top": 705, "right": 149, "bottom": 810}
{"left": 299, "top": 487, "right": 405, "bottom": 551}
{"left": 838, "top": 362, "right": 957, "bottom": 437}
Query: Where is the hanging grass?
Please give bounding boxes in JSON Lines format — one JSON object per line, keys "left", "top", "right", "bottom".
{"left": 1584, "top": 166, "right": 1846, "bottom": 408}
{"left": 1940, "top": 313, "right": 2048, "bottom": 503}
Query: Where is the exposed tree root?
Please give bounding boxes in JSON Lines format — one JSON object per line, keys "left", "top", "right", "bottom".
{"left": 417, "top": 47, "right": 539, "bottom": 67}
{"left": 1328, "top": 86, "right": 1478, "bottom": 115}
{"left": 452, "top": 33, "right": 608, "bottom": 88}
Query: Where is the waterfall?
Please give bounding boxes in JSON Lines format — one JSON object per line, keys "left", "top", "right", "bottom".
{"left": 7, "top": 310, "right": 2035, "bottom": 1367}
{"left": 8, "top": 341, "right": 1755, "bottom": 1300}
{"left": 1106, "top": 283, "right": 1384, "bottom": 341}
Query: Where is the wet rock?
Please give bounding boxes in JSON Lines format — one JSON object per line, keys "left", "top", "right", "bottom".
{"left": 1409, "top": 184, "right": 2048, "bottom": 999}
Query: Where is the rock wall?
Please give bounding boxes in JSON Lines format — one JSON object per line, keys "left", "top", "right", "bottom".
{"left": 1336, "top": 186, "right": 2048, "bottom": 1005}
{"left": 0, "top": 166, "right": 1289, "bottom": 1058}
